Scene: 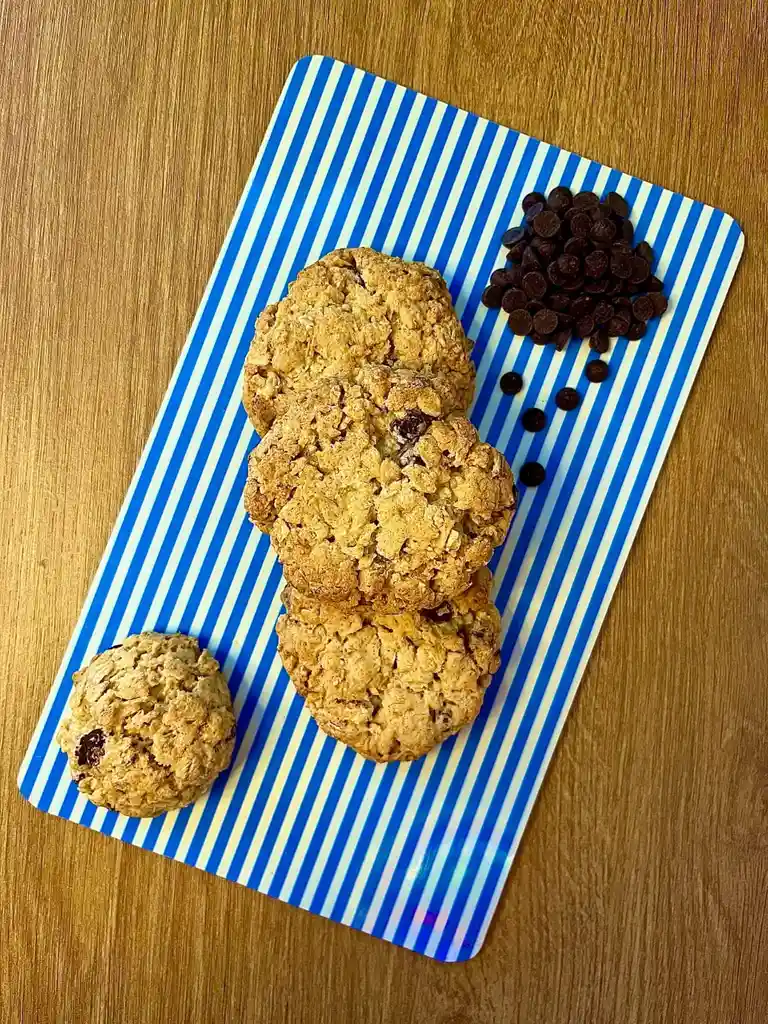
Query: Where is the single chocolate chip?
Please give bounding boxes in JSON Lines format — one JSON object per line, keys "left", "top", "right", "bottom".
{"left": 547, "top": 261, "right": 569, "bottom": 288}
{"left": 591, "top": 203, "right": 611, "bottom": 221}
{"left": 584, "top": 278, "right": 609, "bottom": 294}
{"left": 508, "top": 308, "right": 534, "bottom": 335}
{"left": 626, "top": 320, "right": 647, "bottom": 340}
{"left": 615, "top": 295, "right": 633, "bottom": 311}
{"left": 391, "top": 410, "right": 434, "bottom": 447}
{"left": 490, "top": 268, "right": 517, "bottom": 287}
{"left": 520, "top": 461, "right": 546, "bottom": 486}
{"left": 610, "top": 253, "right": 633, "bottom": 279}
{"left": 650, "top": 292, "right": 668, "bottom": 315}
{"left": 570, "top": 211, "right": 592, "bottom": 237}
{"left": 507, "top": 240, "right": 527, "bottom": 262}
{"left": 530, "top": 331, "right": 550, "bottom": 345}
{"left": 553, "top": 326, "right": 573, "bottom": 350}
{"left": 502, "top": 226, "right": 527, "bottom": 247}
{"left": 501, "top": 287, "right": 528, "bottom": 313}
{"left": 622, "top": 219, "right": 635, "bottom": 243}
{"left": 557, "top": 253, "right": 581, "bottom": 276}
{"left": 524, "top": 201, "right": 546, "bottom": 224}
{"left": 608, "top": 313, "right": 631, "bottom": 337}
{"left": 605, "top": 276, "right": 624, "bottom": 296}
{"left": 647, "top": 275, "right": 664, "bottom": 292}
{"left": 547, "top": 186, "right": 573, "bottom": 214}
{"left": 564, "top": 236, "right": 590, "bottom": 257}
{"left": 549, "top": 292, "right": 571, "bottom": 313}
{"left": 628, "top": 255, "right": 650, "bottom": 284}
{"left": 570, "top": 294, "right": 594, "bottom": 317}
{"left": 589, "top": 330, "right": 611, "bottom": 353}
{"left": 482, "top": 284, "right": 506, "bottom": 308}
{"left": 593, "top": 300, "right": 614, "bottom": 324}
{"left": 533, "top": 210, "right": 561, "bottom": 238}
{"left": 500, "top": 371, "right": 524, "bottom": 395}
{"left": 523, "top": 271, "right": 547, "bottom": 299}
{"left": 533, "top": 308, "right": 559, "bottom": 335}
{"left": 575, "top": 315, "right": 596, "bottom": 338}
{"left": 522, "top": 191, "right": 546, "bottom": 211}
{"left": 612, "top": 239, "right": 633, "bottom": 254}
{"left": 584, "top": 249, "right": 609, "bottom": 278}
{"left": 585, "top": 359, "right": 610, "bottom": 383}
{"left": 591, "top": 218, "right": 617, "bottom": 243}
{"left": 635, "top": 240, "right": 654, "bottom": 264}
{"left": 573, "top": 190, "right": 599, "bottom": 209}
{"left": 531, "top": 237, "right": 558, "bottom": 260}
{"left": 521, "top": 407, "right": 547, "bottom": 432}
{"left": 75, "top": 728, "right": 106, "bottom": 768}
{"left": 527, "top": 299, "right": 545, "bottom": 313}
{"left": 632, "top": 295, "right": 655, "bottom": 321}
{"left": 521, "top": 246, "right": 541, "bottom": 270}
{"left": 604, "top": 191, "right": 629, "bottom": 218}
{"left": 555, "top": 387, "right": 581, "bottom": 411}
{"left": 558, "top": 311, "right": 575, "bottom": 327}
{"left": 562, "top": 274, "right": 586, "bottom": 293}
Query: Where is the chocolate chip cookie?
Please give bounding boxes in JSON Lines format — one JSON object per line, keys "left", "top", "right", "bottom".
{"left": 277, "top": 569, "right": 501, "bottom": 761}
{"left": 57, "top": 633, "right": 236, "bottom": 817}
{"left": 244, "top": 366, "right": 516, "bottom": 611}
{"left": 242, "top": 247, "right": 475, "bottom": 434}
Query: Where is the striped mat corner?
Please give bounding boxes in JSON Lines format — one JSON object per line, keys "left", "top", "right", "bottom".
{"left": 19, "top": 55, "right": 743, "bottom": 961}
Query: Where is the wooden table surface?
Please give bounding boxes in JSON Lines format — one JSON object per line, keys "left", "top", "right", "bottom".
{"left": 2, "top": 1, "right": 767, "bottom": 1021}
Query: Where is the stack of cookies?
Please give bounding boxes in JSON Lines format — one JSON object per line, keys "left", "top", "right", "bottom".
{"left": 242, "top": 248, "right": 517, "bottom": 762}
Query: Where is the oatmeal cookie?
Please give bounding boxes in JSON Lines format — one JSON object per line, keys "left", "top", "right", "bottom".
{"left": 244, "top": 366, "right": 516, "bottom": 611}
{"left": 57, "top": 633, "right": 236, "bottom": 817}
{"left": 242, "top": 247, "right": 475, "bottom": 434}
{"left": 277, "top": 569, "right": 501, "bottom": 761}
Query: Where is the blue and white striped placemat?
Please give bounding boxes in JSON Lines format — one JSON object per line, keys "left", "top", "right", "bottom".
{"left": 19, "top": 55, "right": 743, "bottom": 961}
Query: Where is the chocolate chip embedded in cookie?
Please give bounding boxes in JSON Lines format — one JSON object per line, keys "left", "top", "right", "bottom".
{"left": 244, "top": 366, "right": 516, "bottom": 612}
{"left": 56, "top": 633, "right": 236, "bottom": 817}
{"left": 277, "top": 569, "right": 501, "bottom": 762}
{"left": 242, "top": 247, "right": 475, "bottom": 434}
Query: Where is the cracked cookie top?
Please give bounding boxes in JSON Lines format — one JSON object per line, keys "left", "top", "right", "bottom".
{"left": 57, "top": 633, "right": 236, "bottom": 818}
{"left": 242, "top": 247, "right": 475, "bottom": 434}
{"left": 244, "top": 366, "right": 516, "bottom": 611}
{"left": 277, "top": 569, "right": 501, "bottom": 761}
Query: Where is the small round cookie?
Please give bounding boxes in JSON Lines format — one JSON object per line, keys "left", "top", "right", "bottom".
{"left": 242, "top": 247, "right": 475, "bottom": 434}
{"left": 277, "top": 569, "right": 501, "bottom": 762}
{"left": 244, "top": 366, "right": 516, "bottom": 611}
{"left": 57, "top": 633, "right": 236, "bottom": 818}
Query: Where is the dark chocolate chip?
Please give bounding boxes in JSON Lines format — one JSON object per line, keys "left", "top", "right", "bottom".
{"left": 482, "top": 284, "right": 506, "bottom": 308}
{"left": 553, "top": 327, "right": 573, "bottom": 350}
{"left": 501, "top": 287, "right": 528, "bottom": 313}
{"left": 562, "top": 274, "right": 586, "bottom": 293}
{"left": 607, "top": 313, "right": 631, "bottom": 337}
{"left": 584, "top": 249, "right": 609, "bottom": 278}
{"left": 490, "top": 268, "right": 517, "bottom": 287}
{"left": 522, "top": 192, "right": 546, "bottom": 211}
{"left": 622, "top": 219, "right": 635, "bottom": 243}
{"left": 521, "top": 407, "right": 547, "bottom": 432}
{"left": 555, "top": 387, "right": 581, "bottom": 411}
{"left": 524, "top": 201, "right": 546, "bottom": 224}
{"left": 573, "top": 190, "right": 599, "bottom": 209}
{"left": 584, "top": 278, "right": 609, "bottom": 294}
{"left": 615, "top": 295, "right": 633, "bottom": 311}
{"left": 531, "top": 237, "right": 558, "bottom": 260}
{"left": 522, "top": 271, "right": 547, "bottom": 299}
{"left": 519, "top": 462, "right": 546, "bottom": 486}
{"left": 593, "top": 300, "right": 614, "bottom": 324}
{"left": 521, "top": 246, "right": 541, "bottom": 270}
{"left": 635, "top": 240, "right": 654, "bottom": 264}
{"left": 530, "top": 331, "right": 550, "bottom": 345}
{"left": 557, "top": 253, "right": 581, "bottom": 276}
{"left": 589, "top": 330, "right": 611, "bottom": 354}
{"left": 532, "top": 210, "right": 561, "bottom": 238}
{"left": 570, "top": 294, "right": 595, "bottom": 317}
{"left": 605, "top": 276, "right": 624, "bottom": 296}
{"left": 626, "top": 320, "right": 647, "bottom": 340}
{"left": 502, "top": 226, "right": 527, "bottom": 247}
{"left": 650, "top": 292, "right": 668, "bottom": 315}
{"left": 549, "top": 292, "right": 571, "bottom": 313}
{"left": 533, "top": 308, "right": 559, "bottom": 335}
{"left": 632, "top": 295, "right": 655, "bottom": 321}
{"left": 628, "top": 255, "right": 650, "bottom": 284}
{"left": 508, "top": 308, "right": 534, "bottom": 335}
{"left": 591, "top": 218, "right": 617, "bottom": 243}
{"left": 75, "top": 728, "right": 106, "bottom": 768}
{"left": 507, "top": 240, "right": 527, "bottom": 262}
{"left": 647, "top": 275, "right": 664, "bottom": 292}
{"left": 526, "top": 299, "right": 545, "bottom": 314}
{"left": 575, "top": 315, "right": 596, "bottom": 338}
{"left": 391, "top": 410, "right": 433, "bottom": 446}
{"left": 585, "top": 359, "right": 610, "bottom": 383}
{"left": 570, "top": 211, "right": 592, "bottom": 237}
{"left": 547, "top": 186, "right": 573, "bottom": 214}
{"left": 604, "top": 191, "right": 629, "bottom": 218}
{"left": 564, "top": 236, "right": 590, "bottom": 257}
{"left": 610, "top": 253, "right": 633, "bottom": 279}
{"left": 547, "top": 261, "right": 569, "bottom": 288}
{"left": 500, "top": 371, "right": 524, "bottom": 395}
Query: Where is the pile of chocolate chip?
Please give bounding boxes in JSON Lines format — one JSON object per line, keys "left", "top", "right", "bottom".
{"left": 482, "top": 187, "right": 668, "bottom": 351}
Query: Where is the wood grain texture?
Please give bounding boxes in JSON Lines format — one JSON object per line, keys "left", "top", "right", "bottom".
{"left": 1, "top": 1, "right": 767, "bottom": 1021}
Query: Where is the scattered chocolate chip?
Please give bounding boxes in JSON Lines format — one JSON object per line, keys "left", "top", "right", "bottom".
{"left": 557, "top": 253, "right": 581, "bottom": 276}
{"left": 564, "top": 236, "right": 590, "bottom": 257}
{"left": 508, "top": 308, "right": 534, "bottom": 335}
{"left": 570, "top": 294, "right": 594, "bottom": 317}
{"left": 584, "top": 278, "right": 608, "bottom": 294}
{"left": 522, "top": 271, "right": 548, "bottom": 299}
{"left": 555, "top": 387, "right": 581, "bottom": 411}
{"left": 646, "top": 275, "right": 664, "bottom": 292}
{"left": 605, "top": 191, "right": 629, "bottom": 218}
{"left": 628, "top": 255, "right": 650, "bottom": 285}
{"left": 549, "top": 292, "right": 571, "bottom": 313}
{"left": 522, "top": 191, "right": 546, "bottom": 211}
{"left": 391, "top": 410, "right": 433, "bottom": 446}
{"left": 584, "top": 249, "right": 609, "bottom": 278}
{"left": 575, "top": 315, "right": 596, "bottom": 338}
{"left": 635, "top": 240, "right": 654, "bottom": 264}
{"left": 607, "top": 313, "right": 631, "bottom": 337}
{"left": 520, "top": 461, "right": 546, "bottom": 486}
{"left": 482, "top": 284, "right": 506, "bottom": 308}
{"left": 502, "top": 226, "right": 527, "bottom": 247}
{"left": 593, "top": 300, "right": 614, "bottom": 324}
{"left": 527, "top": 299, "right": 545, "bottom": 313}
{"left": 632, "top": 295, "right": 655, "bottom": 321}
{"left": 589, "top": 330, "right": 611, "bottom": 354}
{"left": 75, "top": 728, "right": 106, "bottom": 768}
{"left": 501, "top": 287, "right": 528, "bottom": 313}
{"left": 533, "top": 308, "right": 559, "bottom": 335}
{"left": 507, "top": 240, "right": 527, "bottom": 262}
{"left": 547, "top": 261, "right": 569, "bottom": 288}
{"left": 573, "top": 190, "right": 599, "bottom": 209}
{"left": 570, "top": 211, "right": 592, "bottom": 237}
{"left": 650, "top": 292, "right": 668, "bottom": 315}
{"left": 585, "top": 359, "right": 610, "bottom": 383}
{"left": 490, "top": 268, "right": 517, "bottom": 287}
{"left": 500, "top": 371, "right": 524, "bottom": 395}
{"left": 610, "top": 252, "right": 633, "bottom": 279}
{"left": 553, "top": 327, "right": 573, "bottom": 350}
{"left": 532, "top": 210, "right": 561, "bottom": 238}
{"left": 530, "top": 331, "right": 550, "bottom": 345}
{"left": 622, "top": 219, "right": 635, "bottom": 243}
{"left": 521, "top": 408, "right": 547, "bottom": 432}
{"left": 591, "top": 218, "right": 617, "bottom": 244}
{"left": 532, "top": 238, "right": 558, "bottom": 261}
{"left": 521, "top": 246, "right": 541, "bottom": 271}
{"left": 626, "top": 320, "right": 647, "bottom": 340}
{"left": 524, "top": 201, "right": 546, "bottom": 224}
